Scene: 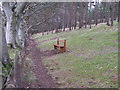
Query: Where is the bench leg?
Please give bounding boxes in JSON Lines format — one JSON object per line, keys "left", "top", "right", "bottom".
{"left": 54, "top": 46, "right": 57, "bottom": 49}
{"left": 64, "top": 47, "right": 66, "bottom": 52}
{"left": 60, "top": 47, "right": 65, "bottom": 53}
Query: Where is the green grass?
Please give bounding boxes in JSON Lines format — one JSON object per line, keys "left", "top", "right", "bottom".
{"left": 2, "top": 48, "right": 20, "bottom": 77}
{"left": 8, "top": 47, "right": 20, "bottom": 59}
{"left": 8, "top": 48, "right": 15, "bottom": 59}
{"left": 33, "top": 22, "right": 118, "bottom": 88}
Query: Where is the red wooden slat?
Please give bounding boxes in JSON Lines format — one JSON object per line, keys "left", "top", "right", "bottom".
{"left": 57, "top": 40, "right": 65, "bottom": 42}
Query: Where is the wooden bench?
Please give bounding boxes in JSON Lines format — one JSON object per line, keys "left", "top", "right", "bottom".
{"left": 54, "top": 38, "right": 66, "bottom": 53}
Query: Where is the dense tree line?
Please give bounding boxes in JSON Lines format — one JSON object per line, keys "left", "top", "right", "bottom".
{"left": 26, "top": 2, "right": 119, "bottom": 35}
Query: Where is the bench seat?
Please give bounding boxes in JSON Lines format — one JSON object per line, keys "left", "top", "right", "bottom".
{"left": 54, "top": 44, "right": 64, "bottom": 48}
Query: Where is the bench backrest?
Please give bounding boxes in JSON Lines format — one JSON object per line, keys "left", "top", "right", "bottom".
{"left": 57, "top": 38, "right": 66, "bottom": 47}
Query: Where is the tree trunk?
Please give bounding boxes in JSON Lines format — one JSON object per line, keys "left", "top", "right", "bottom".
{"left": 68, "top": 3, "right": 72, "bottom": 31}
{"left": 2, "top": 29, "right": 9, "bottom": 65}
{"left": 106, "top": 2, "right": 110, "bottom": 26}
{"left": 110, "top": 3, "right": 114, "bottom": 26}
{"left": 3, "top": 3, "right": 14, "bottom": 47}
{"left": 6, "top": 17, "right": 13, "bottom": 45}
{"left": 84, "top": 3, "right": 88, "bottom": 28}
{"left": 95, "top": 1, "right": 98, "bottom": 25}
{"left": 3, "top": 2, "right": 27, "bottom": 49}
{"left": 79, "top": 3, "right": 84, "bottom": 29}
{"left": 118, "top": 2, "right": 120, "bottom": 22}
{"left": 89, "top": 2, "right": 92, "bottom": 29}
{"left": 0, "top": 17, "right": 2, "bottom": 62}
{"left": 1, "top": 4, "right": 9, "bottom": 64}
{"left": 103, "top": 2, "right": 106, "bottom": 23}
{"left": 73, "top": 3, "right": 77, "bottom": 29}
{"left": 16, "top": 18, "right": 25, "bottom": 49}
{"left": 63, "top": 3, "right": 66, "bottom": 31}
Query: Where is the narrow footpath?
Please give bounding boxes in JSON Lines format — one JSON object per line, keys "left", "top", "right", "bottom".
{"left": 24, "top": 39, "right": 57, "bottom": 88}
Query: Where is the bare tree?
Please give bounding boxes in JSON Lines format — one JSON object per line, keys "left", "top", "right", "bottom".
{"left": 95, "top": 1, "right": 99, "bottom": 25}
{"left": 110, "top": 2, "right": 114, "bottom": 26}
{"left": 84, "top": 2, "right": 88, "bottom": 28}
{"left": 2, "top": 25, "right": 9, "bottom": 65}
{"left": 89, "top": 2, "right": 92, "bottom": 29}
{"left": 3, "top": 2, "right": 27, "bottom": 48}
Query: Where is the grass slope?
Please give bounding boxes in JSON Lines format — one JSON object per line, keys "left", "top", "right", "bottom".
{"left": 33, "top": 22, "right": 118, "bottom": 88}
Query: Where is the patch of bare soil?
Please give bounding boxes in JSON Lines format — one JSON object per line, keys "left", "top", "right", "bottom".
{"left": 23, "top": 39, "right": 57, "bottom": 88}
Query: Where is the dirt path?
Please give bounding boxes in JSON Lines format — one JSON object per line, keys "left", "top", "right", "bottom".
{"left": 24, "top": 39, "right": 57, "bottom": 88}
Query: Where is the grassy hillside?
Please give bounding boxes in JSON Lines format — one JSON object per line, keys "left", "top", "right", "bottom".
{"left": 32, "top": 22, "right": 118, "bottom": 88}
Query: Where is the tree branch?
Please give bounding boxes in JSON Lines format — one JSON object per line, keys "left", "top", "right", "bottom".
{"left": 15, "top": 2, "right": 27, "bottom": 16}
{"left": 27, "top": 13, "right": 56, "bottom": 30}
{"left": 25, "top": 3, "right": 57, "bottom": 17}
